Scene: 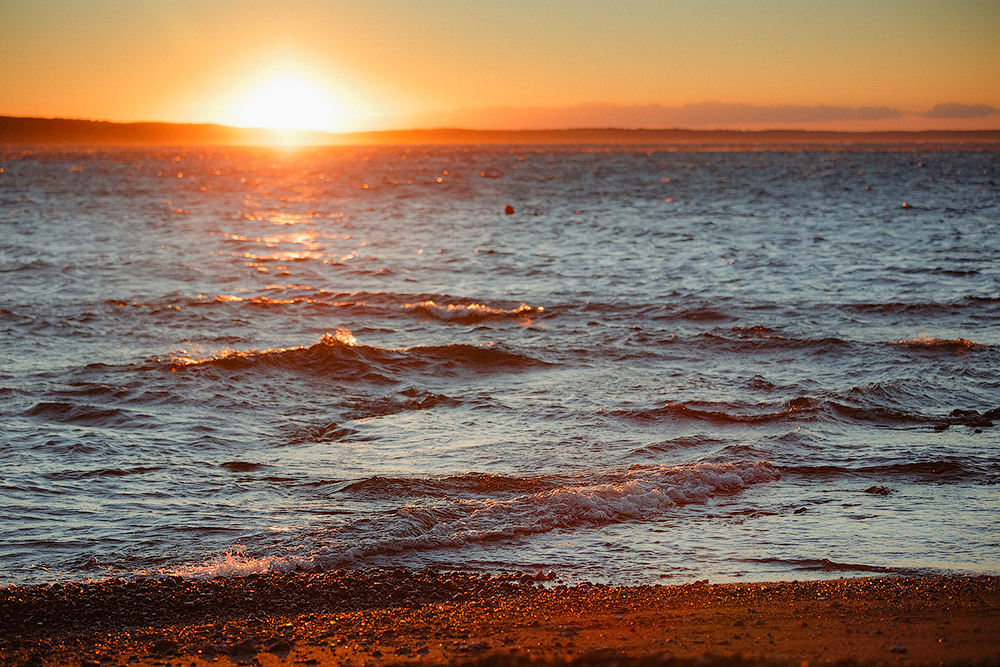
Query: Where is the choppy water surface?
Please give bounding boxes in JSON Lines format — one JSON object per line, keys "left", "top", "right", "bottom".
{"left": 1, "top": 145, "right": 998, "bottom": 587}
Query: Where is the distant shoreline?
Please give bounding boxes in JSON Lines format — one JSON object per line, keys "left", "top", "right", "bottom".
{"left": 3, "top": 115, "right": 1000, "bottom": 148}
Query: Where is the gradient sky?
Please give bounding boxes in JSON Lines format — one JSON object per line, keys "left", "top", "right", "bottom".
{"left": 3, "top": 0, "right": 999, "bottom": 132}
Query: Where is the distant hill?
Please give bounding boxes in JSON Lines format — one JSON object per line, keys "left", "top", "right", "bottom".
{"left": 0, "top": 116, "right": 334, "bottom": 146}
{"left": 3, "top": 115, "right": 1000, "bottom": 148}
{"left": 339, "top": 127, "right": 1000, "bottom": 148}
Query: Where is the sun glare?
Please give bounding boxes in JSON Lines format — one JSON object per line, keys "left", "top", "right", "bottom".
{"left": 224, "top": 70, "right": 353, "bottom": 133}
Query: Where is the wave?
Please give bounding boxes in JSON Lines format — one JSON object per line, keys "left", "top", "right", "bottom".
{"left": 196, "top": 289, "right": 378, "bottom": 311}
{"left": 827, "top": 400, "right": 999, "bottom": 429}
{"left": 220, "top": 461, "right": 266, "bottom": 473}
{"left": 688, "top": 330, "right": 993, "bottom": 359}
{"left": 182, "top": 290, "right": 549, "bottom": 328}
{"left": 0, "top": 308, "right": 33, "bottom": 325}
{"left": 781, "top": 459, "right": 997, "bottom": 484}
{"left": 568, "top": 301, "right": 728, "bottom": 326}
{"left": 285, "top": 422, "right": 369, "bottom": 447}
{"left": 646, "top": 306, "right": 736, "bottom": 323}
{"left": 889, "top": 337, "right": 987, "bottom": 355}
{"left": 401, "top": 300, "right": 543, "bottom": 325}
{"left": 841, "top": 297, "right": 1000, "bottom": 316}
{"left": 692, "top": 331, "right": 853, "bottom": 355}
{"left": 0, "top": 259, "right": 56, "bottom": 274}
{"left": 40, "top": 466, "right": 163, "bottom": 481}
{"left": 892, "top": 266, "right": 980, "bottom": 277}
{"left": 167, "top": 461, "right": 779, "bottom": 578}
{"left": 615, "top": 399, "right": 818, "bottom": 425}
{"left": 624, "top": 324, "right": 994, "bottom": 361}
{"left": 629, "top": 435, "right": 728, "bottom": 457}
{"left": 21, "top": 401, "right": 153, "bottom": 429}
{"left": 616, "top": 396, "right": 999, "bottom": 430}
{"left": 169, "top": 329, "right": 551, "bottom": 381}
{"left": 344, "top": 388, "right": 462, "bottom": 421}
{"left": 339, "top": 472, "right": 561, "bottom": 500}
{"left": 284, "top": 390, "right": 461, "bottom": 445}
{"left": 323, "top": 461, "right": 779, "bottom": 565}
{"left": 740, "top": 557, "right": 901, "bottom": 574}
{"left": 164, "top": 546, "right": 287, "bottom": 579}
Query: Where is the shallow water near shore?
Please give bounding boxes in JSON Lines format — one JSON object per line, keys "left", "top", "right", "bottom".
{"left": 1, "top": 145, "right": 998, "bottom": 587}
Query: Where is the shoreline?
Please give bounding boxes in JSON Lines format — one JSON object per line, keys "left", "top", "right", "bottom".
{"left": 2, "top": 571, "right": 997, "bottom": 666}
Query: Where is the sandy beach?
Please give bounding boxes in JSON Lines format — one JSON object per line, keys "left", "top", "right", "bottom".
{"left": 2, "top": 571, "right": 997, "bottom": 667}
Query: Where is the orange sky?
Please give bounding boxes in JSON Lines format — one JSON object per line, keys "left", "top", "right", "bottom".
{"left": 3, "top": 0, "right": 999, "bottom": 133}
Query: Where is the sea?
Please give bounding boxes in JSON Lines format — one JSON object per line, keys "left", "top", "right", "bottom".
{"left": 1, "top": 144, "right": 998, "bottom": 589}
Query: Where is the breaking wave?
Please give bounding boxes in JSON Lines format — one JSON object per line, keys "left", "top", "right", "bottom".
{"left": 167, "top": 461, "right": 780, "bottom": 578}
{"left": 168, "top": 329, "right": 551, "bottom": 381}
{"left": 322, "top": 461, "right": 780, "bottom": 566}
{"left": 402, "top": 300, "right": 544, "bottom": 325}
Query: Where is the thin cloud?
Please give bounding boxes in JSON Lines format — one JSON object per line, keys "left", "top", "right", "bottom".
{"left": 920, "top": 103, "right": 999, "bottom": 119}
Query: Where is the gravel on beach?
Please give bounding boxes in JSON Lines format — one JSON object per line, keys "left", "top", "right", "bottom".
{"left": 2, "top": 570, "right": 998, "bottom": 667}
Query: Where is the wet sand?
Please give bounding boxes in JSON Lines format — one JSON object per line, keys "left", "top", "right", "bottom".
{"left": 2, "top": 571, "right": 998, "bottom": 666}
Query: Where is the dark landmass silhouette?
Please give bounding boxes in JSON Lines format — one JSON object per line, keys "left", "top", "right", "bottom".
{"left": 0, "top": 116, "right": 331, "bottom": 146}
{"left": 3, "top": 115, "right": 1000, "bottom": 148}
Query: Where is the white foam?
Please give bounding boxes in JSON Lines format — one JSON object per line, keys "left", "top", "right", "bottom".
{"left": 159, "top": 546, "right": 298, "bottom": 579}
{"left": 402, "top": 300, "right": 541, "bottom": 320}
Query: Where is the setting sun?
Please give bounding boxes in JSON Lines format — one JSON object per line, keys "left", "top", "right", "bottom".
{"left": 223, "top": 70, "right": 354, "bottom": 133}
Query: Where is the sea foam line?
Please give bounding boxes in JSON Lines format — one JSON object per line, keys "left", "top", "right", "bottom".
{"left": 164, "top": 462, "right": 778, "bottom": 579}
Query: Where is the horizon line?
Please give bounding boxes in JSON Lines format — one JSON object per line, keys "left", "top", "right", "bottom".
{"left": 3, "top": 115, "right": 1000, "bottom": 147}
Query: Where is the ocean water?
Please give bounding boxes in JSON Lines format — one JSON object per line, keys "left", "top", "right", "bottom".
{"left": 1, "top": 145, "right": 998, "bottom": 588}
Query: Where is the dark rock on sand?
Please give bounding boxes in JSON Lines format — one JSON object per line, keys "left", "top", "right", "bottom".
{"left": 266, "top": 638, "right": 293, "bottom": 658}
{"left": 149, "top": 639, "right": 177, "bottom": 656}
{"left": 229, "top": 638, "right": 258, "bottom": 660}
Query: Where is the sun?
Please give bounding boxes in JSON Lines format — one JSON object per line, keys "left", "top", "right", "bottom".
{"left": 224, "top": 69, "right": 353, "bottom": 133}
